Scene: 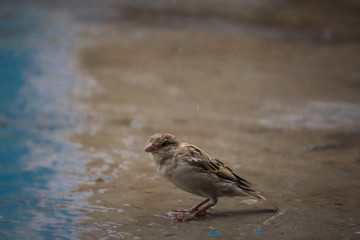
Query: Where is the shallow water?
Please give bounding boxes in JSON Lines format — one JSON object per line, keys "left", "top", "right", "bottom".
{"left": 1, "top": 0, "right": 360, "bottom": 239}
{"left": 0, "top": 2, "right": 94, "bottom": 238}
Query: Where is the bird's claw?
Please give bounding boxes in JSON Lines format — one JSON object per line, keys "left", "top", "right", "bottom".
{"left": 173, "top": 209, "right": 208, "bottom": 222}
{"left": 176, "top": 214, "right": 196, "bottom": 222}
{"left": 167, "top": 210, "right": 193, "bottom": 218}
{"left": 170, "top": 208, "right": 197, "bottom": 213}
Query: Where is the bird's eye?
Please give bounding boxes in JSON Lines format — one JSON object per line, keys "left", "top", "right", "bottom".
{"left": 161, "top": 141, "right": 169, "bottom": 148}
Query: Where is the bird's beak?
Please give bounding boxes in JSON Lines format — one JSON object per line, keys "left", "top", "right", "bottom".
{"left": 144, "top": 142, "right": 154, "bottom": 152}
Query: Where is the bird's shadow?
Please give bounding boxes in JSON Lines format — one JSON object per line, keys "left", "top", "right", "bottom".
{"left": 209, "top": 208, "right": 278, "bottom": 219}
{"left": 165, "top": 208, "right": 280, "bottom": 222}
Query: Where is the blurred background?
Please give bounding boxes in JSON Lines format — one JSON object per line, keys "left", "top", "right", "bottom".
{"left": 0, "top": 0, "right": 359, "bottom": 239}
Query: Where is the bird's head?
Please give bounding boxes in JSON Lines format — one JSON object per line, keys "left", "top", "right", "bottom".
{"left": 144, "top": 133, "right": 180, "bottom": 154}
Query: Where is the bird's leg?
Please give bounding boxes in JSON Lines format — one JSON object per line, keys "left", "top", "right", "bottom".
{"left": 171, "top": 199, "right": 209, "bottom": 213}
{"left": 177, "top": 199, "right": 217, "bottom": 222}
{"left": 187, "top": 198, "right": 210, "bottom": 212}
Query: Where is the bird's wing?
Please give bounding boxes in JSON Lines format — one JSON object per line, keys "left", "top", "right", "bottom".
{"left": 176, "top": 143, "right": 254, "bottom": 192}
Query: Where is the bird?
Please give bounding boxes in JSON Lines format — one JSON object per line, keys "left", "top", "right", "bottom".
{"left": 144, "top": 133, "right": 279, "bottom": 222}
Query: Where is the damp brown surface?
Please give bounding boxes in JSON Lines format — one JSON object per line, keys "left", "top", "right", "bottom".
{"left": 71, "top": 1, "right": 360, "bottom": 239}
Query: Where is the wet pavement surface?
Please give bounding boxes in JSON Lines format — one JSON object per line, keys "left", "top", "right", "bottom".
{"left": 1, "top": 0, "right": 360, "bottom": 239}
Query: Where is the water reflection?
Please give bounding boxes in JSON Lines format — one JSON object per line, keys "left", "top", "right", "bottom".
{"left": 0, "top": 3, "right": 92, "bottom": 239}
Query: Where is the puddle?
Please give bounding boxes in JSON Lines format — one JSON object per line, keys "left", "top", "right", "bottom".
{"left": 0, "top": 2, "right": 96, "bottom": 239}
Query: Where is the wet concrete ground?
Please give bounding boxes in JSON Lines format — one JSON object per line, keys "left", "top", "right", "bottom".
{"left": 1, "top": 0, "right": 360, "bottom": 239}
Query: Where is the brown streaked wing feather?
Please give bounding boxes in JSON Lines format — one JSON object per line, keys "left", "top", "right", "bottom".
{"left": 177, "top": 143, "right": 254, "bottom": 192}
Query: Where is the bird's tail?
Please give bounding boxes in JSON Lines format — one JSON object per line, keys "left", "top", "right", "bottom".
{"left": 247, "top": 191, "right": 279, "bottom": 211}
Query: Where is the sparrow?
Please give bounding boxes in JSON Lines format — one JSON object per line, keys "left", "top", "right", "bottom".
{"left": 144, "top": 133, "right": 279, "bottom": 222}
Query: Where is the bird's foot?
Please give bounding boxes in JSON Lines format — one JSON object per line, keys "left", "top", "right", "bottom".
{"left": 175, "top": 209, "right": 208, "bottom": 222}
{"left": 176, "top": 214, "right": 196, "bottom": 222}
{"left": 168, "top": 206, "right": 199, "bottom": 216}
{"left": 170, "top": 208, "right": 197, "bottom": 213}
{"left": 167, "top": 210, "right": 193, "bottom": 217}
